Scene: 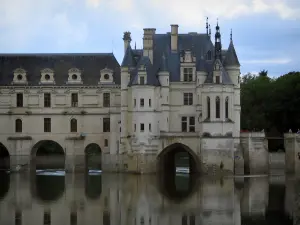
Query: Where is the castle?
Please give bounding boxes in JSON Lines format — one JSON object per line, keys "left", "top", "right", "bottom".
{"left": 0, "top": 20, "right": 249, "bottom": 175}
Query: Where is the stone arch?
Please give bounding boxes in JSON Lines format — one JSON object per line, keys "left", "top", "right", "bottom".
{"left": 84, "top": 143, "right": 102, "bottom": 200}
{"left": 157, "top": 143, "right": 201, "bottom": 174}
{"left": 31, "top": 140, "right": 65, "bottom": 170}
{"left": 0, "top": 142, "right": 10, "bottom": 201}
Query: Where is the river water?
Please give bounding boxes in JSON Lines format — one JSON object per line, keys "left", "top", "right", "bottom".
{"left": 0, "top": 172, "right": 296, "bottom": 225}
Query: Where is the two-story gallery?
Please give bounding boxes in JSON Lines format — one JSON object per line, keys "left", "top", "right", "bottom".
{"left": 0, "top": 21, "right": 241, "bottom": 174}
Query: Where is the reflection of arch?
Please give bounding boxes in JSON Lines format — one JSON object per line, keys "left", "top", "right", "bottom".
{"left": 31, "top": 175, "right": 65, "bottom": 203}
{"left": 31, "top": 140, "right": 65, "bottom": 170}
{"left": 84, "top": 143, "right": 102, "bottom": 199}
{"left": 0, "top": 142, "right": 10, "bottom": 171}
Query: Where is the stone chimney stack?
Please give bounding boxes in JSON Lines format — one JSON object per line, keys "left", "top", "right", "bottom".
{"left": 171, "top": 24, "right": 178, "bottom": 52}
{"left": 123, "top": 31, "right": 132, "bottom": 54}
{"left": 143, "top": 28, "right": 156, "bottom": 64}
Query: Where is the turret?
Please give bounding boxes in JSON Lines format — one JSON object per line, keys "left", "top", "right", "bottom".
{"left": 123, "top": 31, "right": 132, "bottom": 54}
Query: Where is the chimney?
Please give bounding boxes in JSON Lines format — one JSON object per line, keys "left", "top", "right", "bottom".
{"left": 171, "top": 24, "right": 178, "bottom": 52}
{"left": 123, "top": 31, "right": 132, "bottom": 54}
{"left": 143, "top": 28, "right": 156, "bottom": 64}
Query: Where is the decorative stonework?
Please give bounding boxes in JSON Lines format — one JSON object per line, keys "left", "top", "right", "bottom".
{"left": 40, "top": 68, "right": 55, "bottom": 84}
{"left": 12, "top": 68, "right": 28, "bottom": 85}
{"left": 67, "top": 68, "right": 83, "bottom": 84}
{"left": 99, "top": 67, "right": 114, "bottom": 84}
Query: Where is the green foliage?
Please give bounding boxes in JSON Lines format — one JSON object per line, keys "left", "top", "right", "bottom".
{"left": 241, "top": 70, "right": 300, "bottom": 133}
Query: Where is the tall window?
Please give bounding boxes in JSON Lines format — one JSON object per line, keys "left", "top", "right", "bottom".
{"left": 183, "top": 68, "right": 193, "bottom": 81}
{"left": 70, "top": 118, "right": 77, "bottom": 132}
{"left": 140, "top": 98, "right": 144, "bottom": 107}
{"left": 103, "top": 211, "right": 110, "bottom": 225}
{"left": 149, "top": 123, "right": 152, "bottom": 132}
{"left": 215, "top": 75, "right": 220, "bottom": 84}
{"left": 183, "top": 93, "right": 193, "bottom": 105}
{"left": 207, "top": 97, "right": 210, "bottom": 119}
{"left": 44, "top": 93, "right": 51, "bottom": 107}
{"left": 103, "top": 93, "right": 110, "bottom": 107}
{"left": 104, "top": 139, "right": 108, "bottom": 147}
{"left": 16, "top": 93, "right": 23, "bottom": 107}
{"left": 15, "top": 119, "right": 22, "bottom": 133}
{"left": 15, "top": 210, "right": 22, "bottom": 225}
{"left": 149, "top": 99, "right": 152, "bottom": 107}
{"left": 134, "top": 99, "right": 136, "bottom": 107}
{"left": 71, "top": 93, "right": 78, "bottom": 107}
{"left": 216, "top": 96, "right": 220, "bottom": 118}
{"left": 181, "top": 116, "right": 195, "bottom": 132}
{"left": 103, "top": 118, "right": 110, "bottom": 132}
{"left": 225, "top": 97, "right": 229, "bottom": 119}
{"left": 182, "top": 215, "right": 188, "bottom": 225}
{"left": 70, "top": 212, "right": 77, "bottom": 225}
{"left": 44, "top": 118, "right": 51, "bottom": 132}
{"left": 44, "top": 211, "right": 51, "bottom": 225}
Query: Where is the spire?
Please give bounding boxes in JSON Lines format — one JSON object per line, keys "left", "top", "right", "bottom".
{"left": 230, "top": 29, "right": 232, "bottom": 41}
{"left": 224, "top": 39, "right": 240, "bottom": 67}
{"left": 214, "top": 19, "right": 222, "bottom": 60}
{"left": 209, "top": 24, "right": 211, "bottom": 39}
{"left": 121, "top": 45, "right": 135, "bottom": 67}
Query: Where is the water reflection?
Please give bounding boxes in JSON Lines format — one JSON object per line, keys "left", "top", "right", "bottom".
{"left": 0, "top": 172, "right": 297, "bottom": 225}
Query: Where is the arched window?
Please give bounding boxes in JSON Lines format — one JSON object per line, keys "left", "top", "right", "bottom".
{"left": 225, "top": 97, "right": 229, "bottom": 119}
{"left": 70, "top": 118, "right": 77, "bottom": 132}
{"left": 207, "top": 97, "right": 210, "bottom": 119}
{"left": 15, "top": 119, "right": 22, "bottom": 133}
{"left": 216, "top": 96, "right": 220, "bottom": 118}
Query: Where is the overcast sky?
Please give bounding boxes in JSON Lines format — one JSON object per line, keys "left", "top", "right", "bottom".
{"left": 0, "top": 0, "right": 299, "bottom": 76}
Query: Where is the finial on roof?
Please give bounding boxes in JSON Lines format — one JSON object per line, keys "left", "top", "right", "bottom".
{"left": 209, "top": 24, "right": 211, "bottom": 38}
{"left": 230, "top": 29, "right": 233, "bottom": 41}
{"left": 216, "top": 18, "right": 220, "bottom": 31}
{"left": 206, "top": 17, "right": 209, "bottom": 35}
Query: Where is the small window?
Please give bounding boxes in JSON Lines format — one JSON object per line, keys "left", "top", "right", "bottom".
{"left": 15, "top": 119, "right": 22, "bottom": 133}
{"left": 181, "top": 117, "right": 187, "bottom": 132}
{"left": 44, "top": 93, "right": 51, "bottom": 108}
{"left": 225, "top": 97, "right": 229, "bottom": 119}
{"left": 134, "top": 124, "right": 136, "bottom": 132}
{"left": 103, "top": 93, "right": 110, "bottom": 107}
{"left": 71, "top": 93, "right": 78, "bottom": 107}
{"left": 182, "top": 215, "right": 188, "bottom": 225}
{"left": 72, "top": 74, "right": 77, "bottom": 80}
{"left": 103, "top": 118, "right": 110, "bottom": 132}
{"left": 44, "top": 211, "right": 51, "bottom": 225}
{"left": 16, "top": 93, "right": 23, "bottom": 107}
{"left": 70, "top": 118, "right": 77, "bottom": 132}
{"left": 140, "top": 123, "right": 144, "bottom": 132}
{"left": 103, "top": 211, "right": 110, "bottom": 225}
{"left": 149, "top": 99, "right": 152, "bottom": 107}
{"left": 183, "top": 68, "right": 193, "bottom": 82}
{"left": 140, "top": 76, "right": 145, "bottom": 85}
{"left": 104, "top": 139, "right": 108, "bottom": 147}
{"left": 189, "top": 117, "right": 195, "bottom": 132}
{"left": 134, "top": 99, "right": 136, "bottom": 107}
{"left": 183, "top": 93, "right": 193, "bottom": 105}
{"left": 70, "top": 212, "right": 77, "bottom": 225}
{"left": 45, "top": 74, "right": 50, "bottom": 80}
{"left": 104, "top": 74, "right": 110, "bottom": 80}
{"left": 15, "top": 210, "right": 22, "bottom": 225}
{"left": 149, "top": 123, "right": 152, "bottom": 132}
{"left": 181, "top": 116, "right": 195, "bottom": 132}
{"left": 207, "top": 97, "right": 211, "bottom": 119}
{"left": 140, "top": 98, "right": 144, "bottom": 107}
{"left": 44, "top": 118, "right": 51, "bottom": 133}
{"left": 216, "top": 76, "right": 220, "bottom": 84}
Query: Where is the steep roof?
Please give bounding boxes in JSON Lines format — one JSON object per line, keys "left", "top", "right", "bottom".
{"left": 204, "top": 58, "right": 233, "bottom": 84}
{"left": 223, "top": 41, "right": 240, "bottom": 67}
{"left": 0, "top": 53, "right": 121, "bottom": 86}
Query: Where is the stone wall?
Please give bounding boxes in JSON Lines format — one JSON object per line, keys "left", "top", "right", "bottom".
{"left": 284, "top": 133, "right": 300, "bottom": 174}
{"left": 241, "top": 132, "right": 268, "bottom": 175}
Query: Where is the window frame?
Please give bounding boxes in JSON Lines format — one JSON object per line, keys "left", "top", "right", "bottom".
{"left": 71, "top": 93, "right": 78, "bottom": 107}
{"left": 216, "top": 96, "right": 221, "bottom": 119}
{"left": 183, "top": 93, "right": 193, "bottom": 105}
{"left": 16, "top": 93, "right": 23, "bottom": 107}
{"left": 103, "top": 93, "right": 110, "bottom": 107}
{"left": 44, "top": 93, "right": 51, "bottom": 108}
{"left": 140, "top": 123, "right": 144, "bottom": 132}
{"left": 183, "top": 68, "right": 193, "bottom": 82}
{"left": 44, "top": 118, "right": 51, "bottom": 133}
{"left": 103, "top": 118, "right": 110, "bottom": 132}
{"left": 15, "top": 119, "right": 22, "bottom": 133}
{"left": 70, "top": 118, "right": 77, "bottom": 132}
{"left": 181, "top": 116, "right": 195, "bottom": 132}
{"left": 140, "top": 98, "right": 144, "bottom": 107}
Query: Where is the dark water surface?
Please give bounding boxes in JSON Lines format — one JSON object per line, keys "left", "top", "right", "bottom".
{"left": 0, "top": 172, "right": 296, "bottom": 225}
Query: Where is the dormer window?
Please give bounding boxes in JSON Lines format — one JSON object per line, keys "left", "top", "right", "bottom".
{"left": 67, "top": 68, "right": 82, "bottom": 84}
{"left": 40, "top": 68, "right": 55, "bottom": 84}
{"left": 139, "top": 76, "right": 145, "bottom": 85}
{"left": 12, "top": 68, "right": 28, "bottom": 84}
{"left": 216, "top": 76, "right": 220, "bottom": 84}
{"left": 99, "top": 67, "right": 114, "bottom": 84}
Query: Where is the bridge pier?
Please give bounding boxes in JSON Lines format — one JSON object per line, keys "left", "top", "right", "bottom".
{"left": 284, "top": 133, "right": 300, "bottom": 175}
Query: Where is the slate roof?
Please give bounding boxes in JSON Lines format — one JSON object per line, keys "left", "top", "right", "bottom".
{"left": 223, "top": 41, "right": 240, "bottom": 67}
{"left": 0, "top": 53, "right": 121, "bottom": 86}
{"left": 204, "top": 59, "right": 233, "bottom": 84}
{"left": 122, "top": 32, "right": 239, "bottom": 86}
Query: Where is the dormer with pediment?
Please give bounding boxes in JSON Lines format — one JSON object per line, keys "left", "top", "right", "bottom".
{"left": 67, "top": 68, "right": 83, "bottom": 84}
{"left": 98, "top": 67, "right": 114, "bottom": 84}
{"left": 213, "top": 59, "right": 222, "bottom": 84}
{"left": 180, "top": 49, "right": 196, "bottom": 82}
{"left": 12, "top": 68, "right": 28, "bottom": 84}
{"left": 40, "top": 68, "right": 55, "bottom": 85}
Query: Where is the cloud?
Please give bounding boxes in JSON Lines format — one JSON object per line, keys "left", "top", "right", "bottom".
{"left": 241, "top": 58, "right": 292, "bottom": 65}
